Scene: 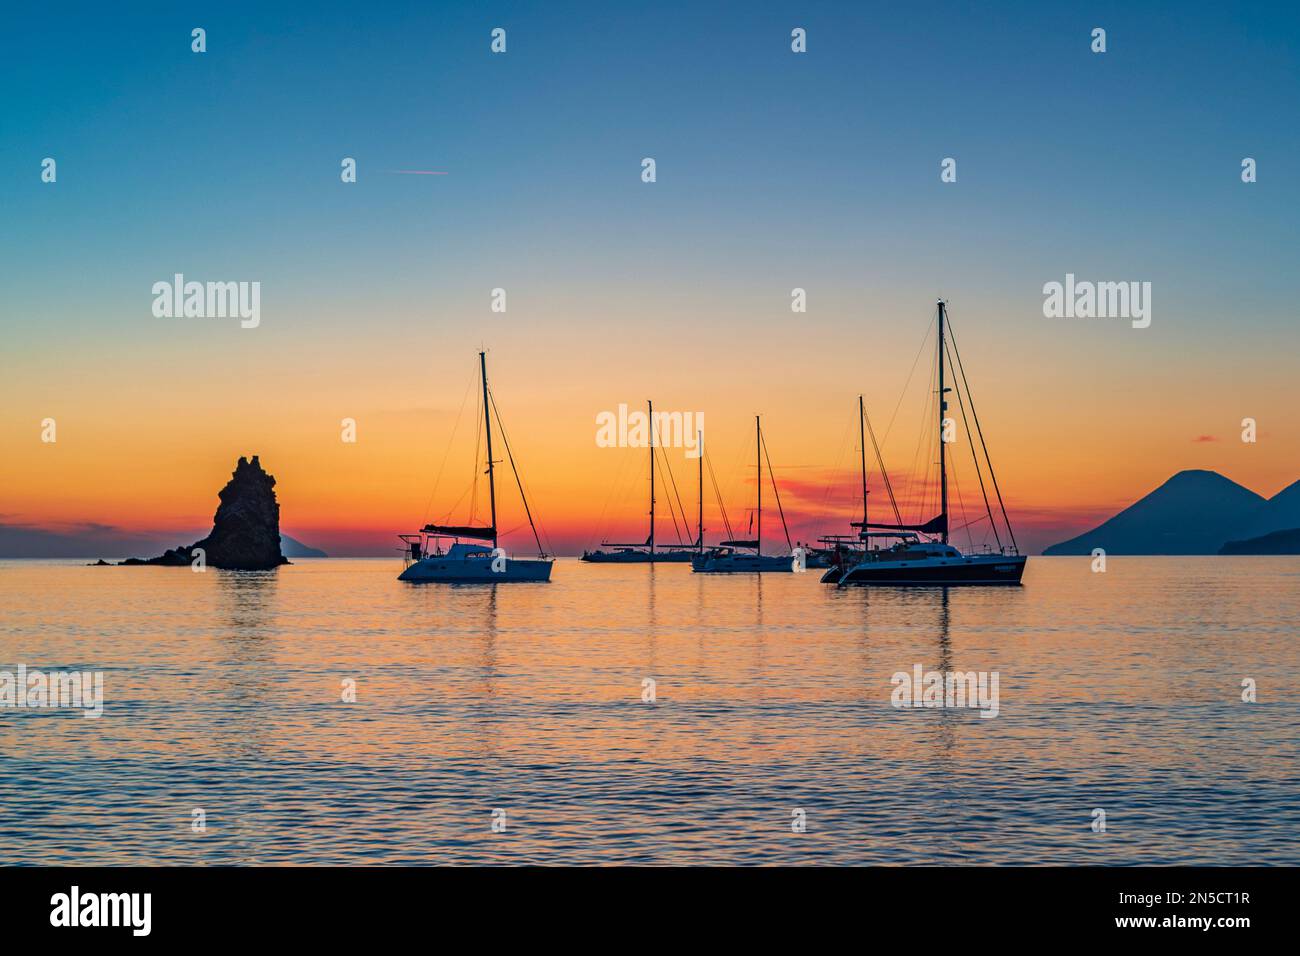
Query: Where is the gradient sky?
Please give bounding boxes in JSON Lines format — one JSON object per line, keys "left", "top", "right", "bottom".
{"left": 2, "top": 1, "right": 1298, "bottom": 556}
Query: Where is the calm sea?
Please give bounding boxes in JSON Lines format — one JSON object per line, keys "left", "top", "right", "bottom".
{"left": 0, "top": 556, "right": 1296, "bottom": 865}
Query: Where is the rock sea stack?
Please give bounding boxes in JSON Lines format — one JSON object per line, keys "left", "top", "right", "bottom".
{"left": 121, "top": 455, "right": 289, "bottom": 570}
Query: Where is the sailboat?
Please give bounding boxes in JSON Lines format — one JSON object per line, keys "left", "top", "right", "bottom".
{"left": 691, "top": 416, "right": 795, "bottom": 573}
{"left": 582, "top": 402, "right": 701, "bottom": 563}
{"left": 808, "top": 395, "right": 873, "bottom": 577}
{"left": 830, "top": 300, "right": 1026, "bottom": 586}
{"left": 397, "top": 351, "right": 554, "bottom": 583}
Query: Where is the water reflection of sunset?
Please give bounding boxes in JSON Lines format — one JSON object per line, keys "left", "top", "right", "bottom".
{"left": 1, "top": 557, "right": 1294, "bottom": 864}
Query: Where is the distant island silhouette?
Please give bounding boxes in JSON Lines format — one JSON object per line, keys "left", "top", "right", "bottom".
{"left": 116, "top": 456, "right": 290, "bottom": 570}
{"left": 281, "top": 534, "right": 327, "bottom": 558}
{"left": 1219, "top": 527, "right": 1300, "bottom": 555}
{"left": 1044, "top": 469, "right": 1300, "bottom": 555}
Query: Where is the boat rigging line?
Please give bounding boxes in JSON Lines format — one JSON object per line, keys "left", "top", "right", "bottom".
{"left": 705, "top": 449, "right": 735, "bottom": 543}
{"left": 656, "top": 444, "right": 692, "bottom": 546}
{"left": 862, "top": 403, "right": 903, "bottom": 526}
{"left": 421, "top": 364, "right": 479, "bottom": 529}
{"left": 759, "top": 428, "right": 793, "bottom": 551}
{"left": 487, "top": 389, "right": 550, "bottom": 557}
{"left": 944, "top": 336, "right": 1002, "bottom": 552}
{"left": 945, "top": 315, "right": 1019, "bottom": 554}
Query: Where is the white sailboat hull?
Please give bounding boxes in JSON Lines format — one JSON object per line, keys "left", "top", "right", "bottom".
{"left": 691, "top": 551, "right": 794, "bottom": 573}
{"left": 396, "top": 352, "right": 554, "bottom": 586}
{"left": 399, "top": 555, "right": 554, "bottom": 583}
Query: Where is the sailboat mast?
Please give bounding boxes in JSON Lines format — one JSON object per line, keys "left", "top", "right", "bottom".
{"left": 697, "top": 429, "right": 704, "bottom": 552}
{"left": 858, "top": 395, "right": 868, "bottom": 528}
{"left": 937, "top": 301, "right": 949, "bottom": 544}
{"left": 648, "top": 399, "right": 655, "bottom": 557}
{"left": 480, "top": 350, "right": 498, "bottom": 550}
{"left": 756, "top": 415, "right": 762, "bottom": 556}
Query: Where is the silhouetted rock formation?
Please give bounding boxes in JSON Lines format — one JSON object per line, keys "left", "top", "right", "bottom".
{"left": 121, "top": 456, "right": 289, "bottom": 570}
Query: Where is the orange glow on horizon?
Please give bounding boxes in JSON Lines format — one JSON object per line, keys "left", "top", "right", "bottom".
{"left": 4, "top": 305, "right": 1297, "bottom": 556}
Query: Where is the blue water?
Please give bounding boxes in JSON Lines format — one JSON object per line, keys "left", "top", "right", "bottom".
{"left": 0, "top": 556, "right": 1296, "bottom": 864}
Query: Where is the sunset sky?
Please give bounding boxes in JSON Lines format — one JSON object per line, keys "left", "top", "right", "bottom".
{"left": 3, "top": 2, "right": 1298, "bottom": 557}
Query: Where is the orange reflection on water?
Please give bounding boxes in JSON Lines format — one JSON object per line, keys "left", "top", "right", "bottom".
{"left": 0, "top": 556, "right": 1296, "bottom": 864}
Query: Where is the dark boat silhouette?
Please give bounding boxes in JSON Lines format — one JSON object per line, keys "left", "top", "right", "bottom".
{"left": 827, "top": 300, "right": 1026, "bottom": 586}
{"left": 582, "top": 400, "right": 701, "bottom": 563}
{"left": 398, "top": 352, "right": 553, "bottom": 583}
{"left": 692, "top": 415, "right": 796, "bottom": 573}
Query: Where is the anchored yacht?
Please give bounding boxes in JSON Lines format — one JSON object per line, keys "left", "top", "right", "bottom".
{"left": 826, "top": 300, "right": 1026, "bottom": 587}
{"left": 582, "top": 402, "right": 701, "bottom": 563}
{"left": 834, "top": 536, "right": 1025, "bottom": 585}
{"left": 398, "top": 351, "right": 554, "bottom": 584}
{"left": 692, "top": 415, "right": 796, "bottom": 573}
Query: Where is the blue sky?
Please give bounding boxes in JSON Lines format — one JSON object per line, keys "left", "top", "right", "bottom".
{"left": 5, "top": 1, "right": 1296, "bottom": 336}
{"left": 2, "top": 1, "right": 1298, "bottom": 556}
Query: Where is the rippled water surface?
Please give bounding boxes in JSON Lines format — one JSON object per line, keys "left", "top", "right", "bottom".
{"left": 1, "top": 556, "right": 1296, "bottom": 865}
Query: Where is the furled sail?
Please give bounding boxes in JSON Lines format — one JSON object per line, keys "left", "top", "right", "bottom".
{"left": 421, "top": 524, "right": 496, "bottom": 539}
{"left": 599, "top": 532, "right": 654, "bottom": 547}
{"left": 850, "top": 513, "right": 947, "bottom": 535}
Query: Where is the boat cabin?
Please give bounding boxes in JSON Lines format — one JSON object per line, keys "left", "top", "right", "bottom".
{"left": 887, "top": 541, "right": 963, "bottom": 560}
{"left": 399, "top": 533, "right": 496, "bottom": 564}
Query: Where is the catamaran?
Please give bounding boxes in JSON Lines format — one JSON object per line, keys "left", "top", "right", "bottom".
{"left": 826, "top": 300, "right": 1026, "bottom": 586}
{"left": 691, "top": 416, "right": 795, "bottom": 573}
{"left": 582, "top": 401, "right": 701, "bottom": 563}
{"left": 398, "top": 351, "right": 554, "bottom": 583}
